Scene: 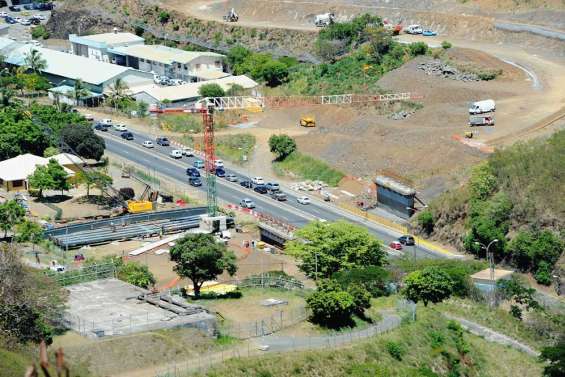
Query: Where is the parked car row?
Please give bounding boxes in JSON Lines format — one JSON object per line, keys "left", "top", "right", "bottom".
{"left": 7, "top": 2, "right": 54, "bottom": 12}
{"left": 153, "top": 75, "right": 188, "bottom": 87}
{"left": 404, "top": 24, "right": 437, "bottom": 36}
{"left": 1, "top": 12, "right": 45, "bottom": 25}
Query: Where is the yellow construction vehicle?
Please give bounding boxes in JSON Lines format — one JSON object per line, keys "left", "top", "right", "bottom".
{"left": 300, "top": 116, "right": 316, "bottom": 127}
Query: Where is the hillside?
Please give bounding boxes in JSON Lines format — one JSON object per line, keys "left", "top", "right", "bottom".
{"left": 193, "top": 305, "right": 543, "bottom": 377}
{"left": 415, "top": 130, "right": 564, "bottom": 284}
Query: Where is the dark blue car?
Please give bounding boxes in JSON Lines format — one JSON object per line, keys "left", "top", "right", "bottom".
{"left": 186, "top": 167, "right": 200, "bottom": 177}
{"left": 189, "top": 177, "right": 202, "bottom": 187}
{"left": 215, "top": 168, "right": 226, "bottom": 178}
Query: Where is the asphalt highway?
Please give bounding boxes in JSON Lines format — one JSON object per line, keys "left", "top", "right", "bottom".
{"left": 98, "top": 127, "right": 443, "bottom": 259}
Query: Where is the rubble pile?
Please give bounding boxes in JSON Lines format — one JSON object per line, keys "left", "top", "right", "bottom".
{"left": 418, "top": 60, "right": 479, "bottom": 82}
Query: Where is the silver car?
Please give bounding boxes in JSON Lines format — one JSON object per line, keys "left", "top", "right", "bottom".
{"left": 225, "top": 173, "right": 238, "bottom": 182}
{"left": 240, "top": 198, "right": 256, "bottom": 209}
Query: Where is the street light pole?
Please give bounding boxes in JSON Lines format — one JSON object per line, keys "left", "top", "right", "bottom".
{"left": 475, "top": 239, "right": 499, "bottom": 308}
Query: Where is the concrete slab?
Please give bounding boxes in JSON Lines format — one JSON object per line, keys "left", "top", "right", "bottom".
{"left": 65, "top": 279, "right": 216, "bottom": 338}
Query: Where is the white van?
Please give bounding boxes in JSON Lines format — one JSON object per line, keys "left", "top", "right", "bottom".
{"left": 99, "top": 118, "right": 113, "bottom": 125}
{"left": 469, "top": 99, "right": 496, "bottom": 115}
{"left": 405, "top": 24, "right": 423, "bottom": 34}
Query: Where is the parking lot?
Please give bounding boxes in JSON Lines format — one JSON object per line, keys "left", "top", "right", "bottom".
{"left": 0, "top": 2, "right": 52, "bottom": 43}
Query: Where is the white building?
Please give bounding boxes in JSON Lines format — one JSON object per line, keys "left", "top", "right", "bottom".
{"left": 130, "top": 75, "right": 258, "bottom": 106}
{"left": 69, "top": 31, "right": 145, "bottom": 63}
{"left": 107, "top": 44, "right": 226, "bottom": 82}
{"left": 0, "top": 154, "right": 75, "bottom": 192}
{"left": 0, "top": 38, "right": 153, "bottom": 94}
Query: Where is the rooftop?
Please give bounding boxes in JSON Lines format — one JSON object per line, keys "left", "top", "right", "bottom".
{"left": 69, "top": 32, "right": 144, "bottom": 47}
{"left": 51, "top": 153, "right": 85, "bottom": 166}
{"left": 0, "top": 154, "right": 74, "bottom": 182}
{"left": 109, "top": 44, "right": 224, "bottom": 65}
{"left": 131, "top": 75, "right": 258, "bottom": 103}
{"left": 375, "top": 175, "right": 416, "bottom": 196}
{"left": 4, "top": 44, "right": 140, "bottom": 85}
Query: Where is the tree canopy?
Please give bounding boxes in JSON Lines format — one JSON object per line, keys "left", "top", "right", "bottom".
{"left": 402, "top": 266, "right": 454, "bottom": 306}
{"left": 306, "top": 279, "right": 356, "bottom": 328}
{"left": 268, "top": 134, "right": 297, "bottom": 160}
{"left": 170, "top": 233, "right": 237, "bottom": 297}
{"left": 0, "top": 200, "right": 26, "bottom": 238}
{"left": 198, "top": 83, "right": 225, "bottom": 98}
{"left": 60, "top": 124, "right": 105, "bottom": 161}
{"left": 28, "top": 159, "right": 70, "bottom": 197}
{"left": 286, "top": 220, "right": 386, "bottom": 279}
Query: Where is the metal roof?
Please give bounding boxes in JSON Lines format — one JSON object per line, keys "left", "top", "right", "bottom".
{"left": 375, "top": 175, "right": 416, "bottom": 196}
{"left": 0, "top": 154, "right": 74, "bottom": 182}
{"left": 108, "top": 44, "right": 224, "bottom": 65}
{"left": 130, "top": 75, "right": 258, "bottom": 103}
{"left": 69, "top": 32, "right": 144, "bottom": 48}
{"left": 4, "top": 44, "right": 148, "bottom": 86}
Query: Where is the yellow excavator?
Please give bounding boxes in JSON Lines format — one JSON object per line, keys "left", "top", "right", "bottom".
{"left": 300, "top": 116, "right": 316, "bottom": 127}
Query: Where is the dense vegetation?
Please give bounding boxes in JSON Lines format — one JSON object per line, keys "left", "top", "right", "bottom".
{"left": 226, "top": 14, "right": 429, "bottom": 95}
{"left": 418, "top": 131, "right": 564, "bottom": 285}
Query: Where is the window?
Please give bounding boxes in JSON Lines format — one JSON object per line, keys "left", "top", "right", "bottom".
{"left": 12, "top": 180, "right": 24, "bottom": 188}
{"left": 215, "top": 61, "right": 221, "bottom": 66}
{"left": 195, "top": 64, "right": 201, "bottom": 69}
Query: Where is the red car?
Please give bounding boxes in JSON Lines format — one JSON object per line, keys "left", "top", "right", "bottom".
{"left": 389, "top": 241, "right": 403, "bottom": 250}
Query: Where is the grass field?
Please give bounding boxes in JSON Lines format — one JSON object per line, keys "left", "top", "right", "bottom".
{"left": 273, "top": 152, "right": 345, "bottom": 186}
{"left": 215, "top": 134, "right": 256, "bottom": 164}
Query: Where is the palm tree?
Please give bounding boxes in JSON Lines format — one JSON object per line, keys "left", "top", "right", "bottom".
{"left": 24, "top": 48, "right": 47, "bottom": 73}
{"left": 107, "top": 78, "right": 130, "bottom": 111}
{"left": 72, "top": 79, "right": 90, "bottom": 106}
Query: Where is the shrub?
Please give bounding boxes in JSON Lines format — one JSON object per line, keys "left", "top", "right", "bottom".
{"left": 417, "top": 210, "right": 434, "bottom": 235}
{"left": 402, "top": 267, "right": 454, "bottom": 306}
{"left": 441, "top": 41, "right": 452, "bottom": 49}
{"left": 117, "top": 262, "right": 155, "bottom": 288}
{"left": 534, "top": 261, "right": 553, "bottom": 286}
{"left": 158, "top": 11, "right": 170, "bottom": 23}
{"left": 347, "top": 283, "right": 372, "bottom": 315}
{"left": 268, "top": 134, "right": 297, "bottom": 160}
{"left": 385, "top": 341, "right": 404, "bottom": 360}
{"left": 306, "top": 280, "right": 356, "bottom": 328}
{"left": 31, "top": 25, "right": 50, "bottom": 40}
{"left": 409, "top": 42, "right": 429, "bottom": 56}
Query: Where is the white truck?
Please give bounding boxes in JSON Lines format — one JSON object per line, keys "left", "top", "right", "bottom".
{"left": 468, "top": 99, "right": 496, "bottom": 115}
{"left": 314, "top": 13, "right": 335, "bottom": 27}
{"left": 405, "top": 24, "right": 423, "bottom": 34}
{"left": 469, "top": 115, "right": 495, "bottom": 126}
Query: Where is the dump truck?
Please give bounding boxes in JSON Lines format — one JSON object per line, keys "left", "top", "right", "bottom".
{"left": 300, "top": 116, "right": 316, "bottom": 127}
{"left": 469, "top": 115, "right": 495, "bottom": 126}
{"left": 223, "top": 8, "right": 239, "bottom": 22}
{"left": 314, "top": 13, "right": 335, "bottom": 27}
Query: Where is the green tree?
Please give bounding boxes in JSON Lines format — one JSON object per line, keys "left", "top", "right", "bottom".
{"left": 306, "top": 279, "right": 356, "bottom": 328}
{"left": 0, "top": 200, "right": 26, "bottom": 238}
{"left": 107, "top": 78, "right": 130, "bottom": 111}
{"left": 227, "top": 45, "right": 251, "bottom": 68}
{"left": 417, "top": 210, "right": 434, "bottom": 235}
{"left": 534, "top": 261, "right": 553, "bottom": 286}
{"left": 198, "top": 83, "right": 225, "bottom": 98}
{"left": 260, "top": 60, "right": 289, "bottom": 87}
{"left": 268, "top": 134, "right": 297, "bottom": 160}
{"left": 28, "top": 159, "right": 69, "bottom": 197}
{"left": 367, "top": 26, "right": 393, "bottom": 63}
{"left": 333, "top": 266, "right": 391, "bottom": 297}
{"left": 24, "top": 49, "right": 47, "bottom": 73}
{"left": 136, "top": 100, "right": 149, "bottom": 117}
{"left": 497, "top": 276, "right": 541, "bottom": 320}
{"left": 15, "top": 220, "right": 44, "bottom": 253}
{"left": 60, "top": 124, "right": 105, "bottom": 161}
{"left": 158, "top": 11, "right": 170, "bottom": 23}
{"left": 170, "top": 233, "right": 237, "bottom": 297}
{"left": 347, "top": 283, "right": 372, "bottom": 316}
{"left": 286, "top": 220, "right": 386, "bottom": 279}
{"left": 117, "top": 262, "right": 156, "bottom": 288}
{"left": 441, "top": 41, "right": 452, "bottom": 49}
{"left": 468, "top": 163, "right": 497, "bottom": 200}
{"left": 540, "top": 337, "right": 565, "bottom": 377}
{"left": 402, "top": 266, "right": 454, "bottom": 306}
{"left": 77, "top": 170, "right": 112, "bottom": 196}
{"left": 408, "top": 42, "right": 429, "bottom": 56}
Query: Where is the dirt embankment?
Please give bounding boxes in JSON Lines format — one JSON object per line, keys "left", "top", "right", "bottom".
{"left": 47, "top": 0, "right": 318, "bottom": 58}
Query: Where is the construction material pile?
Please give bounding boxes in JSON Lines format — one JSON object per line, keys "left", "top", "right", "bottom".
{"left": 389, "top": 110, "right": 415, "bottom": 120}
{"left": 418, "top": 60, "right": 479, "bottom": 82}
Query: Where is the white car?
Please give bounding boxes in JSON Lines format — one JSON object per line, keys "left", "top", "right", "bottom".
{"left": 240, "top": 198, "right": 256, "bottom": 209}
{"left": 214, "top": 159, "right": 224, "bottom": 168}
{"left": 33, "top": 14, "right": 46, "bottom": 20}
{"left": 114, "top": 124, "right": 127, "bottom": 132}
{"left": 251, "top": 176, "right": 264, "bottom": 185}
{"left": 225, "top": 173, "right": 238, "bottom": 182}
{"left": 83, "top": 113, "right": 95, "bottom": 121}
{"left": 182, "top": 147, "right": 194, "bottom": 156}
{"left": 142, "top": 140, "right": 154, "bottom": 148}
{"left": 20, "top": 19, "right": 31, "bottom": 26}
{"left": 99, "top": 118, "right": 112, "bottom": 125}
{"left": 14, "top": 17, "right": 23, "bottom": 23}
{"left": 297, "top": 196, "right": 311, "bottom": 205}
{"left": 0, "top": 12, "right": 8, "bottom": 17}
{"left": 170, "top": 149, "right": 183, "bottom": 159}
